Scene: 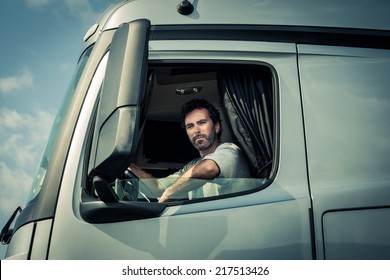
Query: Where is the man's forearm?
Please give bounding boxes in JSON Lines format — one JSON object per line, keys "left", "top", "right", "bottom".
{"left": 159, "top": 159, "right": 220, "bottom": 202}
{"left": 128, "top": 164, "right": 154, "bottom": 179}
{"left": 161, "top": 174, "right": 204, "bottom": 199}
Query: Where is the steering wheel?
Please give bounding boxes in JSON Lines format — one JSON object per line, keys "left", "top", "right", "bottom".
{"left": 120, "top": 169, "right": 154, "bottom": 202}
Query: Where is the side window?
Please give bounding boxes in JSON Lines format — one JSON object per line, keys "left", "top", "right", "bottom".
{"left": 110, "top": 65, "right": 275, "bottom": 204}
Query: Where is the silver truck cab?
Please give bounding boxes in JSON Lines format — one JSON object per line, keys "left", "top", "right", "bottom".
{"left": 2, "top": 0, "right": 390, "bottom": 259}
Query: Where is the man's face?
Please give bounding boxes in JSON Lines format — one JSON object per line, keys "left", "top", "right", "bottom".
{"left": 184, "top": 108, "right": 220, "bottom": 152}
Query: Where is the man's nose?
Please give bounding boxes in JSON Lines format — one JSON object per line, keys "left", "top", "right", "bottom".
{"left": 194, "top": 124, "right": 201, "bottom": 133}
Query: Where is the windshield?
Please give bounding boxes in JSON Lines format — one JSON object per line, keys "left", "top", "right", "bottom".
{"left": 27, "top": 46, "right": 94, "bottom": 203}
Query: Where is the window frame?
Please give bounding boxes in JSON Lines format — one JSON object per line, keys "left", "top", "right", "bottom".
{"left": 79, "top": 56, "right": 280, "bottom": 223}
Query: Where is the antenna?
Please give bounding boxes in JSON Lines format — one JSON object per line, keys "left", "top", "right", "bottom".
{"left": 177, "top": 0, "right": 194, "bottom": 15}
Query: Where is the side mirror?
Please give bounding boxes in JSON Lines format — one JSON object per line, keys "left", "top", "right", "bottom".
{"left": 88, "top": 19, "right": 150, "bottom": 184}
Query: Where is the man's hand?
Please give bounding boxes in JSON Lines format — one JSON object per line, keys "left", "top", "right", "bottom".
{"left": 158, "top": 190, "right": 171, "bottom": 203}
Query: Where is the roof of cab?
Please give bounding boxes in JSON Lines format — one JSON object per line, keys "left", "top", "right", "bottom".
{"left": 96, "top": 0, "right": 390, "bottom": 32}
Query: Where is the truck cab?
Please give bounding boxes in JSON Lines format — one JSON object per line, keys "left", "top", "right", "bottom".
{"left": 2, "top": 0, "right": 390, "bottom": 259}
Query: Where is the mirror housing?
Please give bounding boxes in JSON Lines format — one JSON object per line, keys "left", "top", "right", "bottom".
{"left": 88, "top": 19, "right": 150, "bottom": 183}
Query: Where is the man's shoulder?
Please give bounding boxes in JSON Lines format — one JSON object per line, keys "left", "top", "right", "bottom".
{"left": 217, "top": 142, "right": 241, "bottom": 151}
{"left": 208, "top": 142, "right": 243, "bottom": 159}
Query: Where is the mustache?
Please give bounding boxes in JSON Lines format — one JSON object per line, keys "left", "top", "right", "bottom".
{"left": 192, "top": 133, "right": 207, "bottom": 141}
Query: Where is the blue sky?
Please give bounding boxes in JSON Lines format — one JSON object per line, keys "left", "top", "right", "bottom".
{"left": 0, "top": 0, "right": 115, "bottom": 259}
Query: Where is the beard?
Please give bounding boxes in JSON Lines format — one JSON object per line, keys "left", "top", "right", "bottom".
{"left": 191, "top": 131, "right": 216, "bottom": 151}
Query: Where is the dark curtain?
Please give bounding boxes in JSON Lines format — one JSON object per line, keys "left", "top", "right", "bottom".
{"left": 217, "top": 70, "right": 273, "bottom": 177}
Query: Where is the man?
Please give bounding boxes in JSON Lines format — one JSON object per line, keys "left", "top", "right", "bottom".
{"left": 130, "top": 99, "right": 251, "bottom": 202}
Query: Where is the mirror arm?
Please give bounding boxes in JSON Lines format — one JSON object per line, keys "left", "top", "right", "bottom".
{"left": 93, "top": 176, "right": 119, "bottom": 202}
{"left": 1, "top": 206, "right": 22, "bottom": 245}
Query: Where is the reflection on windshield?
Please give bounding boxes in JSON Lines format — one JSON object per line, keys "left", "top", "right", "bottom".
{"left": 27, "top": 46, "right": 94, "bottom": 203}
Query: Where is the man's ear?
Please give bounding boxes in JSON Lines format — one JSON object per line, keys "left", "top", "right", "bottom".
{"left": 215, "top": 122, "right": 221, "bottom": 133}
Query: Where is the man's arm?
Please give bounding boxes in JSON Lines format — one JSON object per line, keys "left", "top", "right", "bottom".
{"left": 128, "top": 164, "right": 154, "bottom": 179}
{"left": 158, "top": 159, "right": 220, "bottom": 202}
{"left": 128, "top": 164, "right": 165, "bottom": 195}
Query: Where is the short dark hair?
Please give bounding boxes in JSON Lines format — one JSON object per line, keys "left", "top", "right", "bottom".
{"left": 180, "top": 99, "right": 222, "bottom": 140}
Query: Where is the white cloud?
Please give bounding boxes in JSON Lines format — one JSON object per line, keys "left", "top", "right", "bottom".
{"left": 0, "top": 68, "right": 34, "bottom": 94}
{"left": 0, "top": 108, "right": 54, "bottom": 214}
{"left": 0, "top": 108, "right": 54, "bottom": 169}
{"left": 0, "top": 109, "right": 25, "bottom": 130}
{"left": 0, "top": 162, "right": 31, "bottom": 214}
{"left": 65, "top": 0, "right": 103, "bottom": 25}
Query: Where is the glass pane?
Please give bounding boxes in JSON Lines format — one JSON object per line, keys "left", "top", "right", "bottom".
{"left": 27, "top": 46, "right": 94, "bottom": 203}
{"left": 112, "top": 178, "right": 265, "bottom": 202}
